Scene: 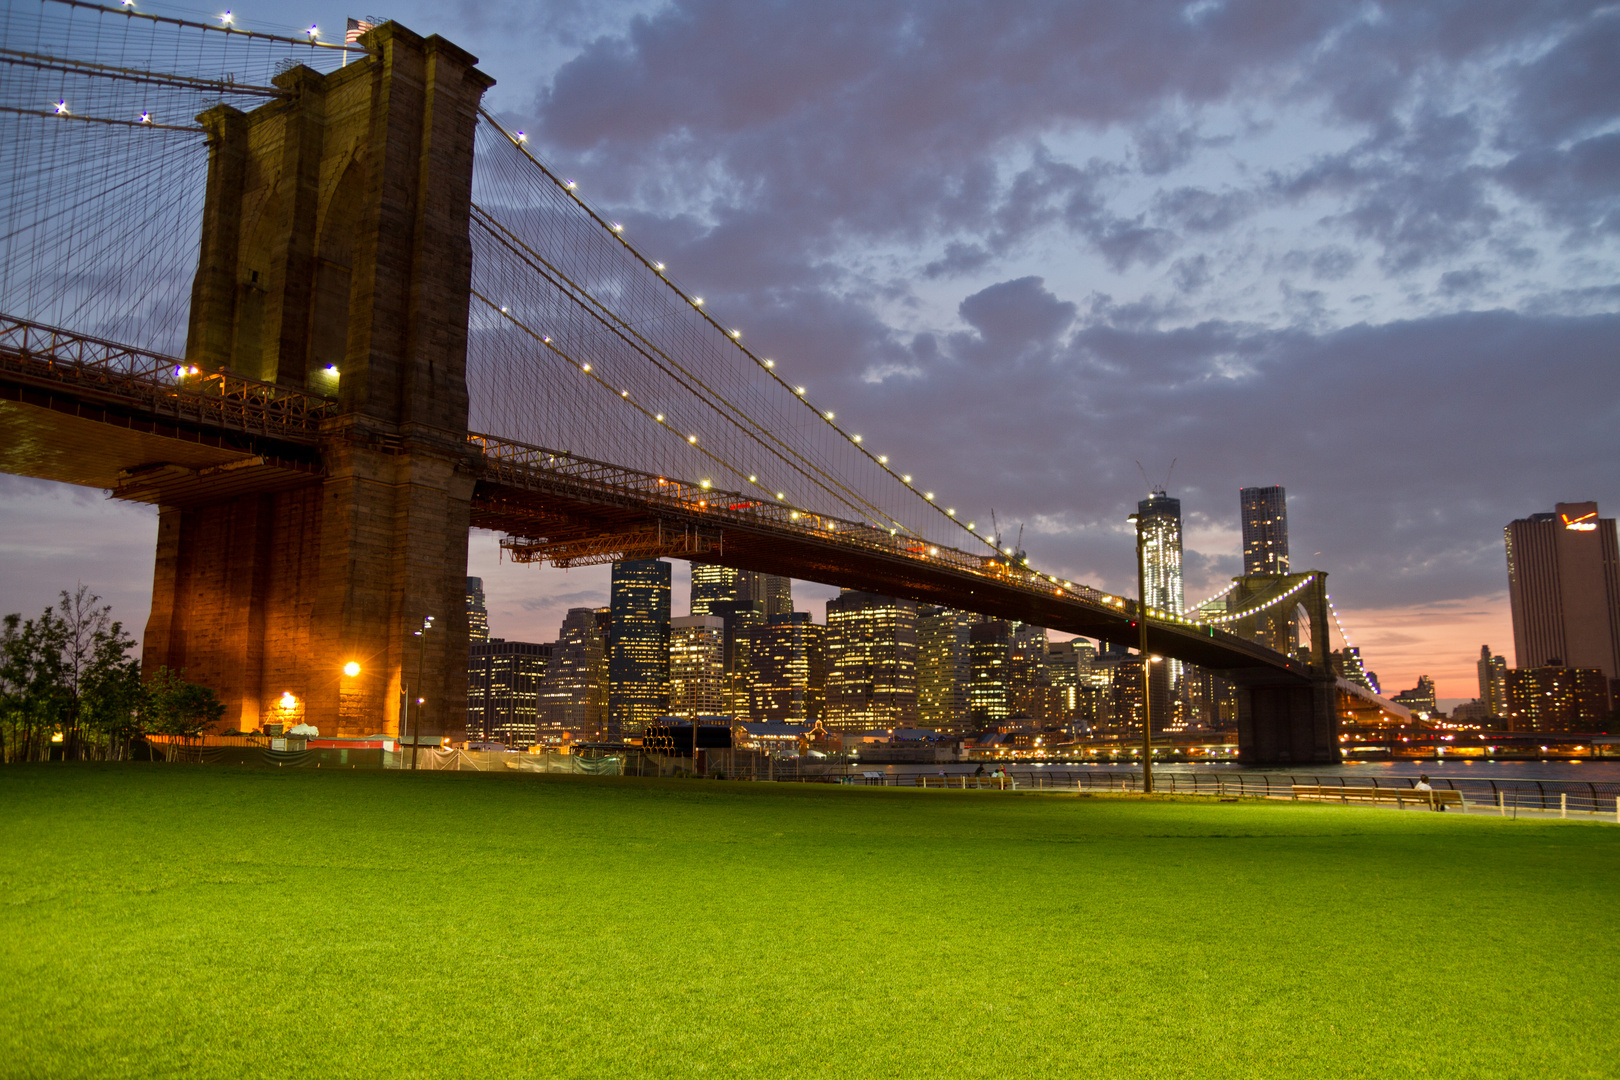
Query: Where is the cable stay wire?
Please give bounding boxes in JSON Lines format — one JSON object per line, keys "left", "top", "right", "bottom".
{"left": 471, "top": 289, "right": 852, "bottom": 521}
{"left": 470, "top": 203, "right": 912, "bottom": 537}
{"left": 44, "top": 0, "right": 375, "bottom": 54}
{"left": 0, "top": 47, "right": 285, "bottom": 96}
{"left": 472, "top": 110, "right": 997, "bottom": 555}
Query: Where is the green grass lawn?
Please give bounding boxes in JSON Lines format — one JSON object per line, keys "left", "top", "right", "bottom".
{"left": 1, "top": 765, "right": 1615, "bottom": 1079}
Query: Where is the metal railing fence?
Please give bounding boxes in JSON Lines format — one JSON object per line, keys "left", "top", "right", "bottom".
{"left": 804, "top": 769, "right": 1620, "bottom": 815}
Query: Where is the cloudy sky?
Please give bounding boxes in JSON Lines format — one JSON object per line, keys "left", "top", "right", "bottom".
{"left": 3, "top": 0, "right": 1617, "bottom": 701}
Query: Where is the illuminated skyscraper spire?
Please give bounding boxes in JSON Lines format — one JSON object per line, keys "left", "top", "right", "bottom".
{"left": 1136, "top": 491, "right": 1184, "bottom": 619}
{"left": 1137, "top": 490, "right": 1184, "bottom": 688}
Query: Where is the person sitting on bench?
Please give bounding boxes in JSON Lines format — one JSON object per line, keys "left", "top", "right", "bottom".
{"left": 1414, "top": 774, "right": 1444, "bottom": 811}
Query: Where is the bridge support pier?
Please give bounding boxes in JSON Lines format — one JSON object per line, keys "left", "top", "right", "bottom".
{"left": 1236, "top": 677, "right": 1341, "bottom": 765}
{"left": 140, "top": 24, "right": 492, "bottom": 738}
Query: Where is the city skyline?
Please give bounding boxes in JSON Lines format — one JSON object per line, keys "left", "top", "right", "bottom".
{"left": 3, "top": 0, "right": 1617, "bottom": 702}
{"left": 7, "top": 477, "right": 1586, "bottom": 705}
{"left": 455, "top": 547, "right": 1610, "bottom": 745}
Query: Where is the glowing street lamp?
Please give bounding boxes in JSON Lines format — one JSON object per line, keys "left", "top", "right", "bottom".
{"left": 1127, "top": 511, "right": 1154, "bottom": 795}
{"left": 405, "top": 615, "right": 434, "bottom": 769}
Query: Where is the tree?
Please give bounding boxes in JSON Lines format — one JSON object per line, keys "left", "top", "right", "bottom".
{"left": 0, "top": 609, "right": 69, "bottom": 763}
{"left": 80, "top": 654, "right": 147, "bottom": 760}
{"left": 145, "top": 666, "right": 225, "bottom": 754}
{"left": 1, "top": 587, "right": 149, "bottom": 762}
{"left": 58, "top": 586, "right": 145, "bottom": 759}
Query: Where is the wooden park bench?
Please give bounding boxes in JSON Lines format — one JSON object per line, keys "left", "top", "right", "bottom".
{"left": 1292, "top": 785, "right": 1466, "bottom": 811}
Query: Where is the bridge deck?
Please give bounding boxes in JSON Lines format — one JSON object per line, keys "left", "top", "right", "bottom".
{"left": 469, "top": 437, "right": 1316, "bottom": 684}
{"left": 1, "top": 314, "right": 1316, "bottom": 685}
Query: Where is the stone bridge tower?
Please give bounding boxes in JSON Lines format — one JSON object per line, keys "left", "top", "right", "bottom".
{"left": 1227, "top": 571, "right": 1340, "bottom": 764}
{"left": 142, "top": 25, "right": 493, "bottom": 738}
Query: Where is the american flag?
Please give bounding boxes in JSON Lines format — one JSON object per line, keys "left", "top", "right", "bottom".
{"left": 345, "top": 18, "right": 375, "bottom": 44}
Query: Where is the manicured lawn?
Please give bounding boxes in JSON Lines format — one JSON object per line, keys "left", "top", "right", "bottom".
{"left": 0, "top": 764, "right": 1614, "bottom": 1079}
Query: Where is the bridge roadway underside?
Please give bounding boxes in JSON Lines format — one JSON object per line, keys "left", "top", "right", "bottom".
{"left": 0, "top": 381, "right": 323, "bottom": 500}
{"left": 473, "top": 473, "right": 1342, "bottom": 765}
{"left": 470, "top": 474, "right": 1298, "bottom": 679}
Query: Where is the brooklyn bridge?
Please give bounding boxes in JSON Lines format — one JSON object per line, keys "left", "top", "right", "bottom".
{"left": 0, "top": 1, "right": 1394, "bottom": 763}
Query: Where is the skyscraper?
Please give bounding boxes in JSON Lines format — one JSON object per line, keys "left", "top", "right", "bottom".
{"left": 1007, "top": 622, "right": 1061, "bottom": 722}
{"left": 609, "top": 560, "right": 671, "bottom": 736}
{"left": 1331, "top": 646, "right": 1377, "bottom": 694}
{"left": 1503, "top": 665, "right": 1610, "bottom": 732}
{"left": 1136, "top": 489, "right": 1186, "bottom": 695}
{"left": 751, "top": 611, "right": 824, "bottom": 723}
{"left": 669, "top": 615, "right": 727, "bottom": 718}
{"left": 691, "top": 565, "right": 776, "bottom": 617}
{"left": 824, "top": 590, "right": 917, "bottom": 731}
{"left": 1392, "top": 675, "right": 1438, "bottom": 718}
{"left": 467, "top": 639, "right": 551, "bottom": 746}
{"left": 466, "top": 577, "right": 489, "bottom": 643}
{"left": 690, "top": 564, "right": 746, "bottom": 616}
{"left": 967, "top": 619, "right": 1011, "bottom": 725}
{"left": 1505, "top": 502, "right": 1620, "bottom": 687}
{"left": 1240, "top": 485, "right": 1289, "bottom": 575}
{"left": 1477, "top": 645, "right": 1508, "bottom": 717}
{"left": 541, "top": 606, "right": 609, "bottom": 733}
{"left": 917, "top": 606, "right": 972, "bottom": 732}
{"left": 465, "top": 577, "right": 492, "bottom": 738}
{"left": 762, "top": 574, "right": 794, "bottom": 618}
{"left": 1238, "top": 484, "right": 1296, "bottom": 654}
{"left": 705, "top": 600, "right": 765, "bottom": 715}
{"left": 1109, "top": 656, "right": 1171, "bottom": 736}
{"left": 1137, "top": 492, "right": 1186, "bottom": 617}
{"left": 1045, "top": 641, "right": 1082, "bottom": 723}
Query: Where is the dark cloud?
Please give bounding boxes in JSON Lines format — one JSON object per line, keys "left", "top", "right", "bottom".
{"left": 1133, "top": 123, "right": 1217, "bottom": 176}
{"left": 957, "top": 277, "right": 1076, "bottom": 348}
{"left": 1273, "top": 247, "right": 1362, "bottom": 283}
{"left": 1267, "top": 108, "right": 1503, "bottom": 273}
{"left": 923, "top": 241, "right": 993, "bottom": 280}
{"left": 521, "top": 0, "right": 1620, "bottom": 277}
{"left": 1171, "top": 254, "right": 1212, "bottom": 294}
{"left": 1497, "top": 133, "right": 1620, "bottom": 238}
{"left": 530, "top": 0, "right": 1355, "bottom": 266}
{"left": 1154, "top": 186, "right": 1257, "bottom": 234}
{"left": 501, "top": 0, "right": 1620, "bottom": 313}
{"left": 1438, "top": 267, "right": 1491, "bottom": 296}
{"left": 1506, "top": 10, "right": 1620, "bottom": 146}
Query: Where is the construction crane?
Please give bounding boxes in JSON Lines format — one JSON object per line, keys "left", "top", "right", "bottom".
{"left": 989, "top": 509, "right": 1026, "bottom": 563}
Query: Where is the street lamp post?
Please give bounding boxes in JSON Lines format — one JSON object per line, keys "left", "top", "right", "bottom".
{"left": 410, "top": 615, "right": 434, "bottom": 770}
{"left": 1127, "top": 512, "right": 1154, "bottom": 794}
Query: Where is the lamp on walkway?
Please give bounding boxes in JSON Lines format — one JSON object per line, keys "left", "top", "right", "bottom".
{"left": 1127, "top": 512, "right": 1154, "bottom": 795}
{"left": 408, "top": 615, "right": 434, "bottom": 770}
